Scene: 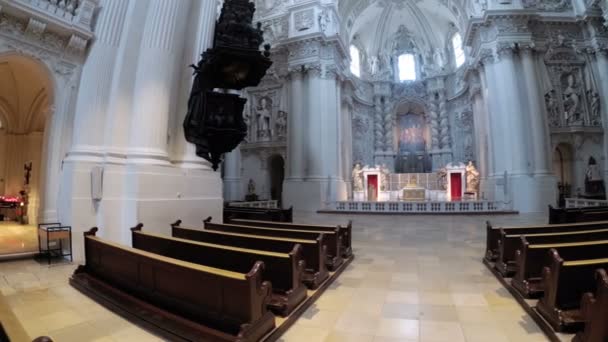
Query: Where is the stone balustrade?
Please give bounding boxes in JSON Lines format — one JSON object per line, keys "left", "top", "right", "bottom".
{"left": 1, "top": 0, "right": 98, "bottom": 45}
{"left": 565, "top": 198, "right": 608, "bottom": 208}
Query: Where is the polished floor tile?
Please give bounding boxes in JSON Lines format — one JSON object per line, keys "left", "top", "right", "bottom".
{"left": 0, "top": 213, "right": 554, "bottom": 341}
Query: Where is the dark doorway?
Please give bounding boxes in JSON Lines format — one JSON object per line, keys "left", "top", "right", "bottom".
{"left": 268, "top": 155, "right": 285, "bottom": 206}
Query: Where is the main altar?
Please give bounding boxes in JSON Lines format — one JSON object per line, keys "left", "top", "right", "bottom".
{"left": 351, "top": 162, "right": 480, "bottom": 203}
{"left": 327, "top": 162, "right": 508, "bottom": 214}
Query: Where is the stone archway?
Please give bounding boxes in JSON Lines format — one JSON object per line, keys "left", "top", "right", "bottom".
{"left": 0, "top": 54, "right": 56, "bottom": 226}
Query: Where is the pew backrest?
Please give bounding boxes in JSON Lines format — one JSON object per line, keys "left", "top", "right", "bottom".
{"left": 82, "top": 229, "right": 271, "bottom": 334}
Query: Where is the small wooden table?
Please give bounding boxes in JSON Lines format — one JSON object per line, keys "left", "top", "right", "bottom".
{"left": 38, "top": 223, "right": 72, "bottom": 265}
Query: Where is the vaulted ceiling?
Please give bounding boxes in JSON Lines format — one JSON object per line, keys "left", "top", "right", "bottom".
{"left": 342, "top": 0, "right": 466, "bottom": 58}
{"left": 0, "top": 55, "right": 52, "bottom": 134}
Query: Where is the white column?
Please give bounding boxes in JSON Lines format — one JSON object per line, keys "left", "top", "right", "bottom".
{"left": 594, "top": 51, "right": 608, "bottom": 180}
{"left": 171, "top": 0, "right": 216, "bottom": 169}
{"left": 478, "top": 66, "right": 494, "bottom": 177}
{"left": 471, "top": 89, "right": 487, "bottom": 177}
{"left": 286, "top": 71, "right": 306, "bottom": 180}
{"left": 521, "top": 48, "right": 550, "bottom": 174}
{"left": 496, "top": 49, "right": 529, "bottom": 175}
{"left": 223, "top": 147, "right": 242, "bottom": 201}
{"left": 307, "top": 69, "right": 323, "bottom": 179}
{"left": 482, "top": 61, "right": 505, "bottom": 177}
{"left": 127, "top": 0, "right": 191, "bottom": 165}
{"left": 67, "top": 0, "right": 130, "bottom": 161}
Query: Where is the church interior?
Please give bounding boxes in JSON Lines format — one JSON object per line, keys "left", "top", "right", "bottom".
{"left": 2, "top": 0, "right": 608, "bottom": 341}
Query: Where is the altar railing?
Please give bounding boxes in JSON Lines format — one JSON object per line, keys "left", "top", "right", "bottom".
{"left": 228, "top": 200, "right": 278, "bottom": 209}
{"left": 326, "top": 200, "right": 508, "bottom": 213}
{"left": 565, "top": 198, "right": 608, "bottom": 208}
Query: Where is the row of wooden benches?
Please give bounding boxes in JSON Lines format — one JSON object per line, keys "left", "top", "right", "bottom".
{"left": 70, "top": 218, "right": 353, "bottom": 342}
{"left": 549, "top": 205, "right": 608, "bottom": 224}
{"left": 484, "top": 218, "right": 608, "bottom": 341}
{"left": 223, "top": 206, "right": 293, "bottom": 223}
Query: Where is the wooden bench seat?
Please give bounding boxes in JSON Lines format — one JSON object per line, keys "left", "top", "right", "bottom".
{"left": 132, "top": 225, "right": 306, "bottom": 316}
{"left": 227, "top": 218, "right": 353, "bottom": 258}
{"left": 536, "top": 250, "right": 608, "bottom": 332}
{"left": 171, "top": 220, "right": 329, "bottom": 289}
{"left": 204, "top": 219, "right": 344, "bottom": 271}
{"left": 512, "top": 236, "right": 608, "bottom": 298}
{"left": 223, "top": 206, "right": 293, "bottom": 223}
{"left": 549, "top": 205, "right": 608, "bottom": 224}
{"left": 496, "top": 227, "right": 608, "bottom": 276}
{"left": 484, "top": 220, "right": 608, "bottom": 263}
{"left": 70, "top": 228, "right": 275, "bottom": 342}
{"left": 573, "top": 269, "right": 608, "bottom": 342}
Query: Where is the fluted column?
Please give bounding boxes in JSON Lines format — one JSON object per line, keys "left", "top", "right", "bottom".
{"left": 67, "top": 0, "right": 130, "bottom": 161}
{"left": 307, "top": 68, "right": 323, "bottom": 178}
{"left": 171, "top": 0, "right": 216, "bottom": 169}
{"left": 223, "top": 147, "right": 242, "bottom": 201}
{"left": 594, "top": 51, "right": 608, "bottom": 180}
{"left": 496, "top": 48, "right": 528, "bottom": 175}
{"left": 286, "top": 71, "right": 306, "bottom": 180}
{"left": 478, "top": 65, "right": 494, "bottom": 177}
{"left": 521, "top": 48, "right": 550, "bottom": 174}
{"left": 127, "top": 0, "right": 191, "bottom": 164}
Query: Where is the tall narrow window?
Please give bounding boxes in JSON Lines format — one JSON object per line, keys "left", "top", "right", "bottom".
{"left": 350, "top": 45, "right": 361, "bottom": 77}
{"left": 398, "top": 53, "right": 416, "bottom": 81}
{"left": 452, "top": 33, "right": 465, "bottom": 68}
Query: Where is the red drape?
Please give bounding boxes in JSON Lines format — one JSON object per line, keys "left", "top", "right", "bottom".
{"left": 450, "top": 173, "right": 462, "bottom": 200}
{"left": 368, "top": 175, "right": 378, "bottom": 201}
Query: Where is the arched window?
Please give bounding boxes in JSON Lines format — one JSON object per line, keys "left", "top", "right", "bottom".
{"left": 398, "top": 53, "right": 416, "bottom": 82}
{"left": 350, "top": 45, "right": 361, "bottom": 77}
{"left": 452, "top": 33, "right": 465, "bottom": 68}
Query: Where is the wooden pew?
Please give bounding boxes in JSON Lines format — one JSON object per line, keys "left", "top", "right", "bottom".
{"left": 512, "top": 235, "right": 608, "bottom": 298}
{"left": 223, "top": 206, "right": 293, "bottom": 223}
{"left": 496, "top": 226, "right": 608, "bottom": 276}
{"left": 573, "top": 269, "right": 608, "bottom": 342}
{"left": 132, "top": 225, "right": 307, "bottom": 316}
{"left": 549, "top": 205, "right": 608, "bottom": 224}
{"left": 171, "top": 220, "right": 329, "bottom": 289}
{"left": 70, "top": 228, "right": 275, "bottom": 342}
{"left": 484, "top": 220, "right": 608, "bottom": 263}
{"left": 227, "top": 218, "right": 353, "bottom": 258}
{"left": 204, "top": 219, "right": 344, "bottom": 271}
{"left": 536, "top": 250, "right": 608, "bottom": 332}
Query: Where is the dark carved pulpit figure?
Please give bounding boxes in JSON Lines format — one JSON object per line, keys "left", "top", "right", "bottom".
{"left": 184, "top": 0, "right": 272, "bottom": 170}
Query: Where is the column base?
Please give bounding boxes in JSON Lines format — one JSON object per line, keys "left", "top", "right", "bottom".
{"left": 283, "top": 178, "right": 347, "bottom": 212}
{"left": 509, "top": 174, "right": 557, "bottom": 213}
{"left": 58, "top": 161, "right": 223, "bottom": 262}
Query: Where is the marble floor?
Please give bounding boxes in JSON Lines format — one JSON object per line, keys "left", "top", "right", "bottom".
{"left": 0, "top": 222, "right": 37, "bottom": 256}
{"left": 0, "top": 213, "right": 552, "bottom": 342}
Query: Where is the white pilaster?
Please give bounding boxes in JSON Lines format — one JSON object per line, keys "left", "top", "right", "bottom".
{"left": 521, "top": 49, "right": 551, "bottom": 174}
{"left": 67, "top": 0, "right": 130, "bottom": 161}
{"left": 286, "top": 71, "right": 306, "bottom": 180}
{"left": 171, "top": 0, "right": 216, "bottom": 169}
{"left": 594, "top": 51, "right": 608, "bottom": 181}
{"left": 127, "top": 0, "right": 191, "bottom": 165}
{"left": 223, "top": 147, "right": 242, "bottom": 202}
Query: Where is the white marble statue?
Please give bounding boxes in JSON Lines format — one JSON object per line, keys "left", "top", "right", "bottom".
{"left": 275, "top": 110, "right": 287, "bottom": 139}
{"left": 257, "top": 97, "right": 272, "bottom": 133}
{"left": 545, "top": 90, "right": 560, "bottom": 126}
{"left": 588, "top": 90, "right": 600, "bottom": 124}
{"left": 466, "top": 161, "right": 480, "bottom": 193}
{"left": 352, "top": 163, "right": 364, "bottom": 191}
{"left": 586, "top": 161, "right": 602, "bottom": 182}
{"left": 563, "top": 74, "right": 580, "bottom": 124}
{"left": 380, "top": 164, "right": 390, "bottom": 191}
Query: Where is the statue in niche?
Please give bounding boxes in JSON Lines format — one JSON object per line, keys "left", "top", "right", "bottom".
{"left": 562, "top": 74, "right": 581, "bottom": 124}
{"left": 318, "top": 9, "right": 330, "bottom": 34}
{"left": 352, "top": 163, "right": 364, "bottom": 192}
{"left": 369, "top": 56, "right": 379, "bottom": 75}
{"left": 245, "top": 179, "right": 259, "bottom": 201}
{"left": 380, "top": 164, "right": 390, "bottom": 191}
{"left": 545, "top": 90, "right": 560, "bottom": 126}
{"left": 588, "top": 90, "right": 601, "bottom": 125}
{"left": 23, "top": 162, "right": 32, "bottom": 186}
{"left": 243, "top": 111, "right": 251, "bottom": 141}
{"left": 437, "top": 167, "right": 448, "bottom": 190}
{"left": 585, "top": 157, "right": 605, "bottom": 197}
{"left": 256, "top": 97, "right": 272, "bottom": 138}
{"left": 465, "top": 161, "right": 480, "bottom": 194}
{"left": 275, "top": 110, "right": 287, "bottom": 139}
